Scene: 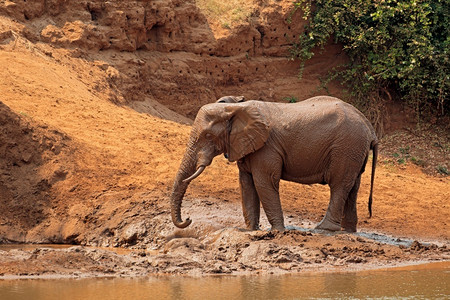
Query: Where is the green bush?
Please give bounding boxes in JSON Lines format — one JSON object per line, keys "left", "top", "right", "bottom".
{"left": 283, "top": 95, "right": 298, "bottom": 103}
{"left": 437, "top": 165, "right": 449, "bottom": 175}
{"left": 290, "top": 0, "right": 449, "bottom": 126}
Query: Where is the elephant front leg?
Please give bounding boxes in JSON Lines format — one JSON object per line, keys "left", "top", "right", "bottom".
{"left": 239, "top": 170, "right": 260, "bottom": 230}
{"left": 253, "top": 176, "right": 285, "bottom": 231}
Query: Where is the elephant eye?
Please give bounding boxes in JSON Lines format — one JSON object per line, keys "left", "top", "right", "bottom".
{"left": 205, "top": 133, "right": 214, "bottom": 140}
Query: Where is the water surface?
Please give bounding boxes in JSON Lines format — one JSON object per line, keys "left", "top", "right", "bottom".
{"left": 0, "top": 262, "right": 448, "bottom": 299}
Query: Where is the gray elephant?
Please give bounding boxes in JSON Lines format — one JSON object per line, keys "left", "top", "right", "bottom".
{"left": 216, "top": 95, "right": 245, "bottom": 103}
{"left": 170, "top": 96, "right": 378, "bottom": 232}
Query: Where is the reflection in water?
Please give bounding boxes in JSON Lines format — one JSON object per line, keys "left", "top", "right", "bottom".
{"left": 0, "top": 244, "right": 73, "bottom": 251}
{"left": 0, "top": 263, "right": 448, "bottom": 299}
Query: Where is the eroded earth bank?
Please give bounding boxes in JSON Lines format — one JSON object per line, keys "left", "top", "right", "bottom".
{"left": 0, "top": 0, "right": 448, "bottom": 278}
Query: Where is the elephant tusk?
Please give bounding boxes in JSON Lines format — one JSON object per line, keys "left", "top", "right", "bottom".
{"left": 183, "top": 166, "right": 206, "bottom": 182}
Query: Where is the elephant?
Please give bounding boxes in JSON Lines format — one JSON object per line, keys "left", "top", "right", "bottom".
{"left": 170, "top": 96, "right": 378, "bottom": 232}
{"left": 216, "top": 95, "right": 245, "bottom": 103}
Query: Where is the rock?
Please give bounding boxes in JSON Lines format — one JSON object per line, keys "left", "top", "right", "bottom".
{"left": 163, "top": 237, "right": 204, "bottom": 253}
{"left": 205, "top": 262, "right": 232, "bottom": 274}
{"left": 240, "top": 243, "right": 263, "bottom": 265}
{"left": 0, "top": 30, "right": 13, "bottom": 45}
{"left": 119, "top": 223, "right": 146, "bottom": 246}
{"left": 41, "top": 21, "right": 109, "bottom": 50}
{"left": 1, "top": 0, "right": 344, "bottom": 122}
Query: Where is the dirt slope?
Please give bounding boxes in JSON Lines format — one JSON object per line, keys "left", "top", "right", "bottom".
{"left": 0, "top": 0, "right": 448, "bottom": 277}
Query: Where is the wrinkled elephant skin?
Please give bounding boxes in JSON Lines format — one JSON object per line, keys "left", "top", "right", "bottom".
{"left": 170, "top": 96, "right": 378, "bottom": 232}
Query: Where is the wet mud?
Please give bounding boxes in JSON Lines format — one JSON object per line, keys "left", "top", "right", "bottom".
{"left": 0, "top": 199, "right": 448, "bottom": 279}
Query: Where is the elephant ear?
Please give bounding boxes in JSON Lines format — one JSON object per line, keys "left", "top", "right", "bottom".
{"left": 226, "top": 103, "right": 270, "bottom": 162}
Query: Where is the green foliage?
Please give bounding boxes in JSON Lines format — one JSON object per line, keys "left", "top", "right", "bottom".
{"left": 393, "top": 146, "right": 411, "bottom": 164}
{"left": 437, "top": 165, "right": 449, "bottom": 175}
{"left": 391, "top": 145, "right": 428, "bottom": 167}
{"left": 283, "top": 95, "right": 298, "bottom": 103}
{"left": 410, "top": 156, "right": 426, "bottom": 167}
{"left": 290, "top": 0, "right": 449, "bottom": 121}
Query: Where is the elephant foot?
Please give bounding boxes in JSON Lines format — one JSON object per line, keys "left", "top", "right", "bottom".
{"left": 343, "top": 227, "right": 357, "bottom": 233}
{"left": 315, "top": 217, "right": 341, "bottom": 232}
{"left": 270, "top": 225, "right": 285, "bottom": 232}
{"left": 341, "top": 220, "right": 357, "bottom": 232}
{"left": 246, "top": 225, "right": 260, "bottom": 231}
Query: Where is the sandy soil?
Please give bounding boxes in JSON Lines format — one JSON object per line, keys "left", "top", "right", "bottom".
{"left": 0, "top": 1, "right": 448, "bottom": 278}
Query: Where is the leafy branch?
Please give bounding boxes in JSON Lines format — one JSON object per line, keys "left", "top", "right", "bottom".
{"left": 290, "top": 0, "right": 449, "bottom": 128}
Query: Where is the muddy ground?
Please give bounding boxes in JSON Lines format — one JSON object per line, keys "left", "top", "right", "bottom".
{"left": 0, "top": 0, "right": 449, "bottom": 278}
{"left": 0, "top": 197, "right": 448, "bottom": 278}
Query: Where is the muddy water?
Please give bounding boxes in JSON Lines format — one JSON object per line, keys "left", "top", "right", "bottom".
{"left": 0, "top": 244, "right": 73, "bottom": 251}
{"left": 0, "top": 262, "right": 448, "bottom": 300}
{"left": 0, "top": 244, "right": 133, "bottom": 255}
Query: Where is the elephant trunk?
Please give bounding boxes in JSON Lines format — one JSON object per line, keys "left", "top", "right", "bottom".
{"left": 170, "top": 137, "right": 199, "bottom": 228}
{"left": 171, "top": 178, "right": 192, "bottom": 228}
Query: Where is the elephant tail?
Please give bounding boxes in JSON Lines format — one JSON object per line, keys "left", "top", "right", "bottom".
{"left": 368, "top": 141, "right": 378, "bottom": 218}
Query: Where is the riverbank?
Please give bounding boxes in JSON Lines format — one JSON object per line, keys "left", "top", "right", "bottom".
{"left": 0, "top": 197, "right": 448, "bottom": 279}
{"left": 0, "top": 0, "right": 448, "bottom": 281}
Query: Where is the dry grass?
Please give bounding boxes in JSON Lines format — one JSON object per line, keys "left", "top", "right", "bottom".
{"left": 195, "top": 0, "right": 255, "bottom": 29}
{"left": 379, "top": 125, "right": 450, "bottom": 176}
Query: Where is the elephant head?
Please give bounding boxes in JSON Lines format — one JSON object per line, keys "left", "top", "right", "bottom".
{"left": 216, "top": 95, "right": 245, "bottom": 103}
{"left": 170, "top": 101, "right": 270, "bottom": 228}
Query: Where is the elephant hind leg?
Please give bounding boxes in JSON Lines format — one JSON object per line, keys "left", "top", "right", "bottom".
{"left": 316, "top": 179, "right": 355, "bottom": 232}
{"left": 341, "top": 175, "right": 361, "bottom": 232}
